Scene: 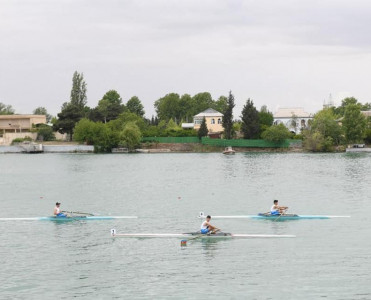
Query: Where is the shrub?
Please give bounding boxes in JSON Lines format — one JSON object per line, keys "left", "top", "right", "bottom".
{"left": 11, "top": 136, "right": 33, "bottom": 144}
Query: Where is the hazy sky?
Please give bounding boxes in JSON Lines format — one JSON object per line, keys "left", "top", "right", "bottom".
{"left": 1, "top": 0, "right": 371, "bottom": 118}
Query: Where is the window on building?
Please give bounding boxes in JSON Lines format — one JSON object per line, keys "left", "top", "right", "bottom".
{"left": 211, "top": 119, "right": 215, "bottom": 124}
{"left": 218, "top": 118, "right": 222, "bottom": 124}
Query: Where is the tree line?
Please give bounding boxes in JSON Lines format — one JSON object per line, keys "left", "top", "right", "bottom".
{"left": 2, "top": 71, "right": 371, "bottom": 152}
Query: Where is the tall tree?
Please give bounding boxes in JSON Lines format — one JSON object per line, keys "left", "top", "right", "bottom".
{"left": 178, "top": 94, "right": 193, "bottom": 122}
{"left": 70, "top": 71, "right": 87, "bottom": 109}
{"left": 241, "top": 98, "right": 260, "bottom": 139}
{"left": 258, "top": 105, "right": 273, "bottom": 137}
{"left": 154, "top": 93, "right": 180, "bottom": 122}
{"left": 214, "top": 96, "right": 228, "bottom": 114}
{"left": 53, "top": 103, "right": 84, "bottom": 141}
{"left": 53, "top": 72, "right": 88, "bottom": 140}
{"left": 343, "top": 103, "right": 367, "bottom": 143}
{"left": 126, "top": 96, "right": 145, "bottom": 117}
{"left": 198, "top": 117, "right": 209, "bottom": 139}
{"left": 0, "top": 102, "right": 15, "bottom": 115}
{"left": 96, "top": 90, "right": 124, "bottom": 123}
{"left": 222, "top": 91, "right": 235, "bottom": 139}
{"left": 192, "top": 92, "right": 214, "bottom": 115}
{"left": 33, "top": 107, "right": 52, "bottom": 123}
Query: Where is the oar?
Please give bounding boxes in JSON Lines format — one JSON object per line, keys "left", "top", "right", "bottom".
{"left": 62, "top": 211, "right": 94, "bottom": 216}
{"left": 274, "top": 209, "right": 288, "bottom": 222}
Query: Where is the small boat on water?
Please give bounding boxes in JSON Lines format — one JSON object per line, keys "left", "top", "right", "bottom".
{"left": 110, "top": 230, "right": 295, "bottom": 239}
{"left": 223, "top": 146, "right": 235, "bottom": 154}
{"left": 198, "top": 212, "right": 350, "bottom": 220}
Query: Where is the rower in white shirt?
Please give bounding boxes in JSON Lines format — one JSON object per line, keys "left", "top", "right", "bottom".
{"left": 200, "top": 215, "right": 220, "bottom": 234}
{"left": 53, "top": 202, "right": 67, "bottom": 217}
{"left": 270, "top": 200, "right": 288, "bottom": 215}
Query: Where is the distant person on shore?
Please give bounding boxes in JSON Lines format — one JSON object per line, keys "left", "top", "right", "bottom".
{"left": 200, "top": 215, "right": 220, "bottom": 234}
{"left": 270, "top": 200, "right": 288, "bottom": 215}
{"left": 54, "top": 202, "right": 67, "bottom": 217}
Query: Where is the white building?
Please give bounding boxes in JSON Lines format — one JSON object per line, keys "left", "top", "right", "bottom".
{"left": 273, "top": 108, "right": 313, "bottom": 134}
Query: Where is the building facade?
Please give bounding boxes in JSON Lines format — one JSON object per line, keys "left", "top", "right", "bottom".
{"left": 182, "top": 108, "right": 224, "bottom": 135}
{"left": 273, "top": 108, "right": 313, "bottom": 134}
{"left": 0, "top": 115, "right": 47, "bottom": 134}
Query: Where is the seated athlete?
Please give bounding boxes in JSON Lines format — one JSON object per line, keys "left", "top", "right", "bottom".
{"left": 200, "top": 215, "right": 220, "bottom": 234}
{"left": 54, "top": 202, "right": 67, "bottom": 217}
{"left": 270, "top": 200, "right": 288, "bottom": 215}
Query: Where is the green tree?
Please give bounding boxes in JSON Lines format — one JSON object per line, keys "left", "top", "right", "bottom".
{"left": 303, "top": 130, "right": 326, "bottom": 152}
{"left": 73, "top": 118, "right": 97, "bottom": 145}
{"left": 333, "top": 97, "right": 359, "bottom": 117}
{"left": 74, "top": 118, "right": 120, "bottom": 152}
{"left": 70, "top": 71, "right": 87, "bottom": 109}
{"left": 121, "top": 122, "right": 141, "bottom": 150}
{"left": 241, "top": 99, "right": 260, "bottom": 139}
{"left": 198, "top": 117, "right": 209, "bottom": 139}
{"left": 154, "top": 93, "right": 180, "bottom": 122}
{"left": 53, "top": 103, "right": 84, "bottom": 140}
{"left": 95, "top": 90, "right": 125, "bottom": 123}
{"left": 36, "top": 124, "right": 55, "bottom": 141}
{"left": 33, "top": 107, "right": 52, "bottom": 123}
{"left": 126, "top": 96, "right": 145, "bottom": 117}
{"left": 192, "top": 92, "right": 214, "bottom": 115}
{"left": 0, "top": 102, "right": 15, "bottom": 115}
{"left": 178, "top": 94, "right": 193, "bottom": 122}
{"left": 289, "top": 114, "right": 298, "bottom": 133}
{"left": 310, "top": 108, "right": 343, "bottom": 145}
{"left": 214, "top": 96, "right": 228, "bottom": 114}
{"left": 258, "top": 105, "right": 273, "bottom": 137}
{"left": 53, "top": 72, "right": 88, "bottom": 140}
{"left": 222, "top": 91, "right": 235, "bottom": 139}
{"left": 108, "top": 111, "right": 147, "bottom": 132}
{"left": 262, "top": 123, "right": 292, "bottom": 143}
{"left": 342, "top": 103, "right": 367, "bottom": 143}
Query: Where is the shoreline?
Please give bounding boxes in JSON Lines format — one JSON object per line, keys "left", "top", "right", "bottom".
{"left": 0, "top": 141, "right": 304, "bottom": 153}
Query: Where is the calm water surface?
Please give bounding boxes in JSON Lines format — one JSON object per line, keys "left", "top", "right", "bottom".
{"left": 0, "top": 152, "right": 370, "bottom": 299}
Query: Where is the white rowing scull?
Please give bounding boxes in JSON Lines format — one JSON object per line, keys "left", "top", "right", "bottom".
{"left": 0, "top": 216, "right": 138, "bottom": 221}
{"left": 110, "top": 230, "right": 296, "bottom": 239}
{"left": 198, "top": 212, "right": 350, "bottom": 220}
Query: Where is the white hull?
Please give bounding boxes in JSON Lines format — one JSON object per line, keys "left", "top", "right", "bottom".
{"left": 111, "top": 232, "right": 296, "bottom": 239}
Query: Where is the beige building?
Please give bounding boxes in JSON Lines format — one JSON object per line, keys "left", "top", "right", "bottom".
{"left": 0, "top": 115, "right": 47, "bottom": 134}
{"left": 182, "top": 108, "right": 224, "bottom": 137}
{"left": 192, "top": 108, "right": 224, "bottom": 134}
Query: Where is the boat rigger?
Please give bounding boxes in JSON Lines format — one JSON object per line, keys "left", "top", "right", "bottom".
{"left": 0, "top": 216, "right": 138, "bottom": 221}
{"left": 198, "top": 212, "right": 350, "bottom": 220}
{"left": 110, "top": 230, "right": 296, "bottom": 239}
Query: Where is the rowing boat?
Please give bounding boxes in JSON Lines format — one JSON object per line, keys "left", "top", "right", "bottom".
{"left": 198, "top": 212, "right": 350, "bottom": 220}
{"left": 0, "top": 216, "right": 138, "bottom": 221}
{"left": 110, "top": 230, "right": 296, "bottom": 239}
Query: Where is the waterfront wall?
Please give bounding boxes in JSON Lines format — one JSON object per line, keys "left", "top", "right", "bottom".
{"left": 0, "top": 145, "right": 94, "bottom": 153}
{"left": 0, "top": 132, "right": 37, "bottom": 146}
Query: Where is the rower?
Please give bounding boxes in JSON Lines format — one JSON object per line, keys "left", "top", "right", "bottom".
{"left": 270, "top": 200, "right": 288, "bottom": 215}
{"left": 54, "top": 202, "right": 67, "bottom": 217}
{"left": 200, "top": 215, "right": 220, "bottom": 234}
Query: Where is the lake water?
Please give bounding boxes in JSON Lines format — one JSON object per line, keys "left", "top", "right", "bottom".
{"left": 0, "top": 152, "right": 370, "bottom": 299}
